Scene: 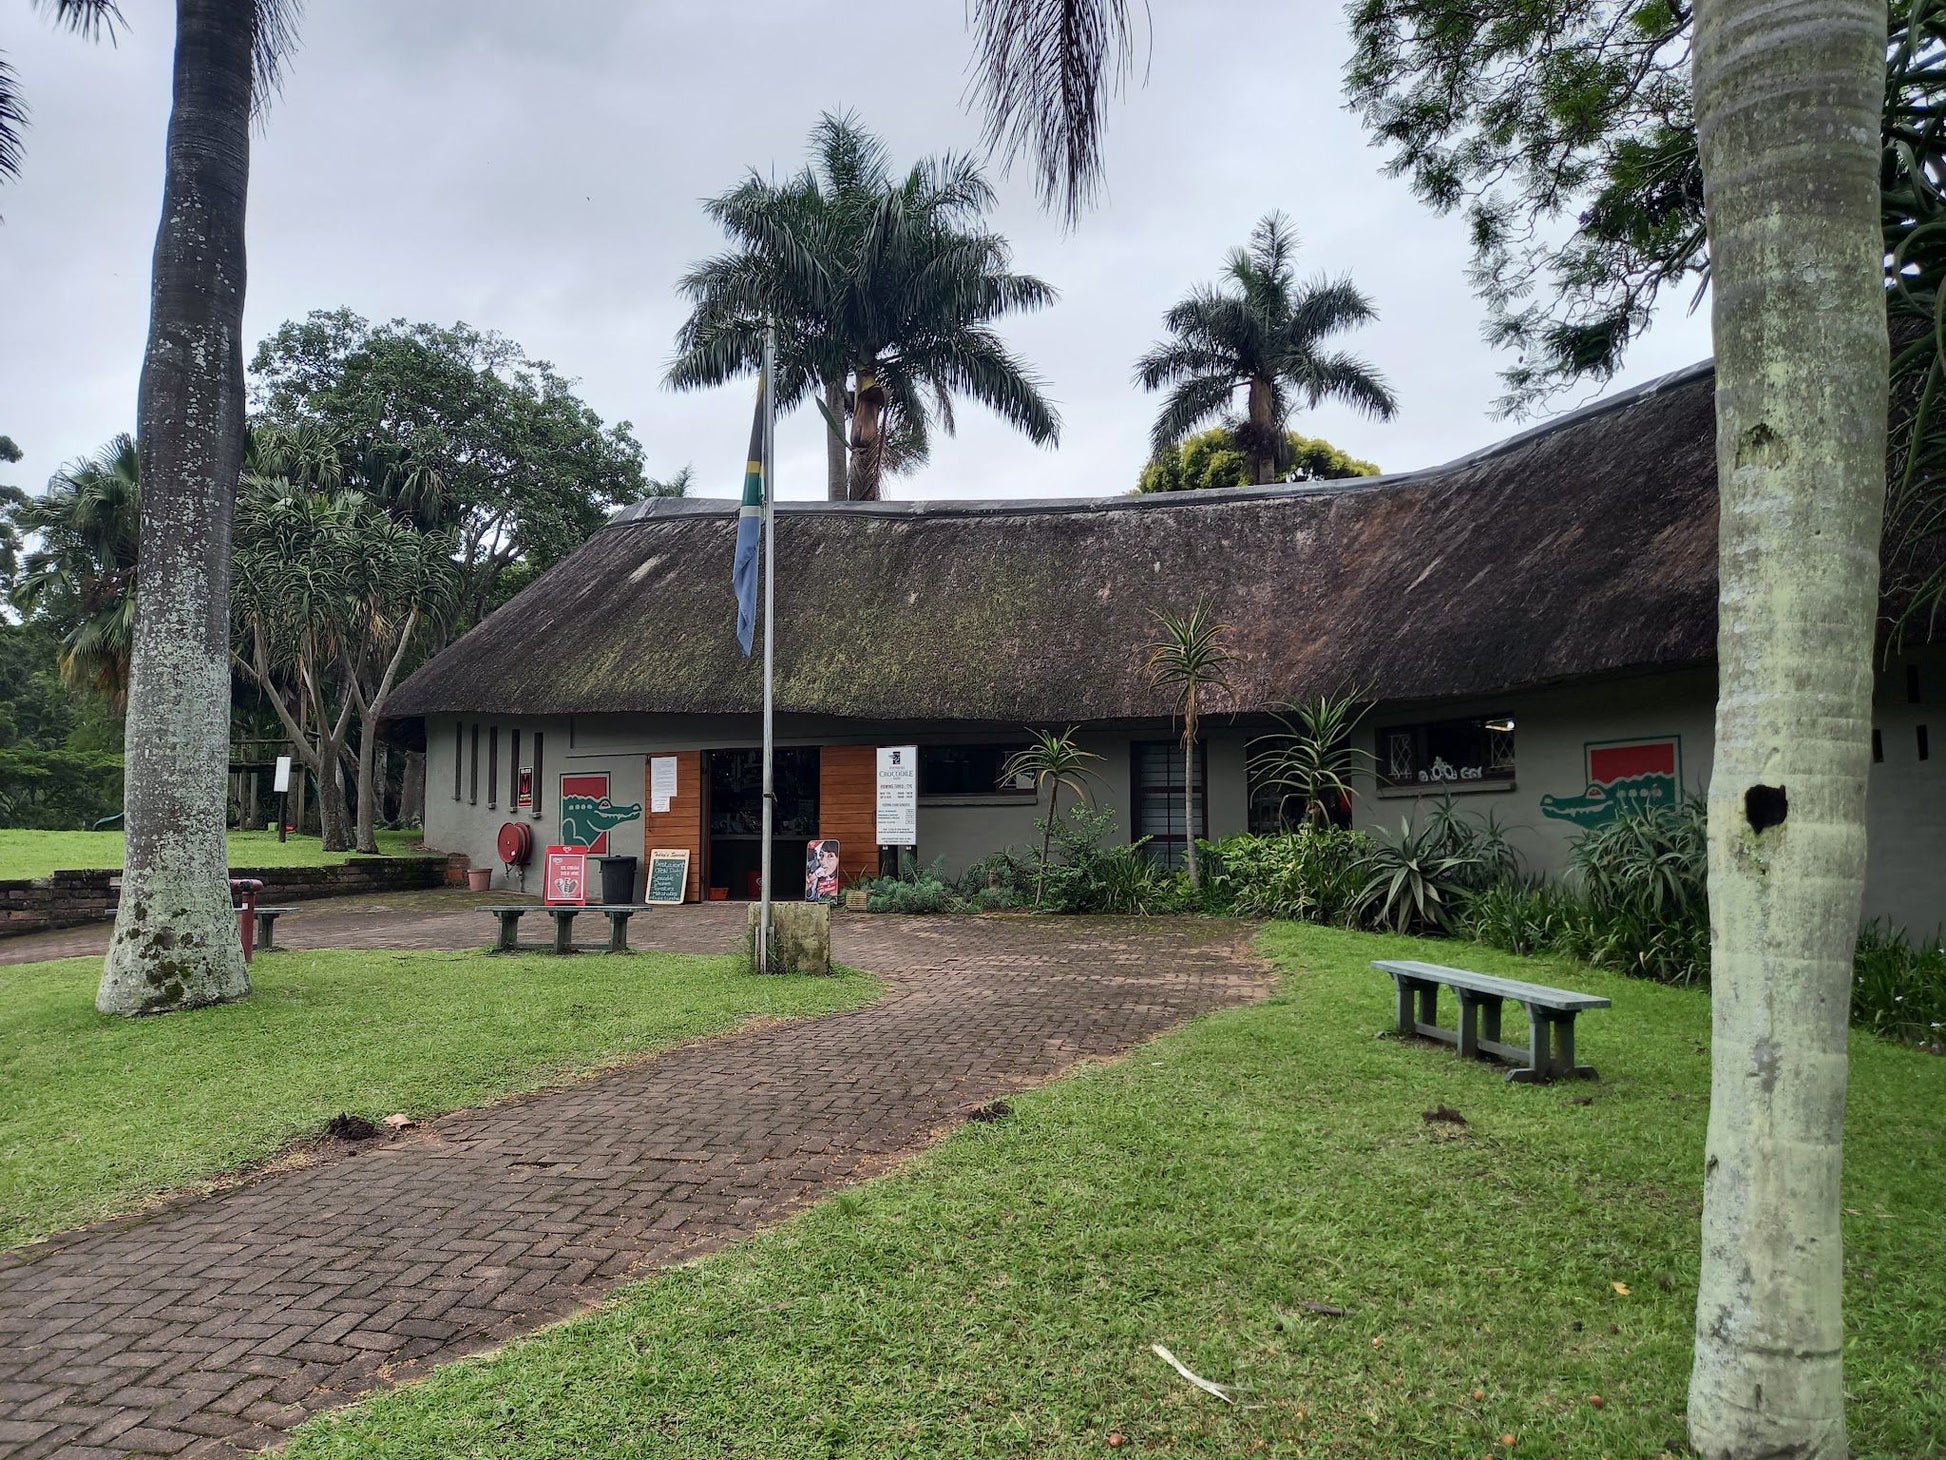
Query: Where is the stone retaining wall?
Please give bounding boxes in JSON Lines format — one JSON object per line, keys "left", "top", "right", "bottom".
{"left": 0, "top": 852, "right": 469, "bottom": 939}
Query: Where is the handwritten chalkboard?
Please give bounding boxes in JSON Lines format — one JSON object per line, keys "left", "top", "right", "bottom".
{"left": 645, "top": 848, "right": 691, "bottom": 905}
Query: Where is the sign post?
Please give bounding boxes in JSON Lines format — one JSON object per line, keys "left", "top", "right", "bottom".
{"left": 876, "top": 746, "right": 918, "bottom": 858}
{"left": 272, "top": 756, "right": 292, "bottom": 843}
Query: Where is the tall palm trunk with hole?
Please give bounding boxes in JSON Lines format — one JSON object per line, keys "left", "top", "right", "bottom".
{"left": 98, "top": 0, "right": 256, "bottom": 1016}
{"left": 823, "top": 378, "right": 849, "bottom": 500}
{"left": 1687, "top": 0, "right": 1888, "bottom": 1453}
{"left": 848, "top": 368, "right": 887, "bottom": 500}
{"left": 1245, "top": 376, "right": 1278, "bottom": 485}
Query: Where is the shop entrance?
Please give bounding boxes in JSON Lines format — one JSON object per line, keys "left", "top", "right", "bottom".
{"left": 705, "top": 747, "right": 820, "bottom": 900}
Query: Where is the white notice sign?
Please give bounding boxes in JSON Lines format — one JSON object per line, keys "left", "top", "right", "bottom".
{"left": 650, "top": 755, "right": 678, "bottom": 814}
{"left": 272, "top": 755, "right": 292, "bottom": 793}
{"left": 876, "top": 745, "right": 918, "bottom": 846}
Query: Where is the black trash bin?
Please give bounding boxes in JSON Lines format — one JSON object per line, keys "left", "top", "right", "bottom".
{"left": 596, "top": 855, "right": 638, "bottom": 905}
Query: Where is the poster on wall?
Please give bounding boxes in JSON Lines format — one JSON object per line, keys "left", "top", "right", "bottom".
{"left": 559, "top": 772, "right": 643, "bottom": 853}
{"left": 805, "top": 838, "right": 841, "bottom": 902}
{"left": 1541, "top": 737, "right": 1683, "bottom": 827}
{"left": 649, "top": 755, "right": 678, "bottom": 814}
{"left": 544, "top": 844, "right": 590, "bottom": 905}
{"left": 876, "top": 745, "right": 918, "bottom": 846}
{"left": 516, "top": 767, "right": 534, "bottom": 809}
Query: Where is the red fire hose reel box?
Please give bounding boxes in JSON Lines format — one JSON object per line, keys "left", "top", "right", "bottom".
{"left": 497, "top": 821, "right": 534, "bottom": 867}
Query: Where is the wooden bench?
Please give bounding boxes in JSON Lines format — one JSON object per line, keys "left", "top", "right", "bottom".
{"left": 483, "top": 904, "right": 643, "bottom": 954}
{"left": 1373, "top": 959, "right": 1610, "bottom": 1083}
{"left": 252, "top": 906, "right": 298, "bottom": 952}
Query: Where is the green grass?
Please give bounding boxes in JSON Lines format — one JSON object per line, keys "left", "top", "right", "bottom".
{"left": 0, "top": 949, "right": 876, "bottom": 1248}
{"left": 285, "top": 924, "right": 1944, "bottom": 1460}
{"left": 0, "top": 827, "right": 432, "bottom": 880}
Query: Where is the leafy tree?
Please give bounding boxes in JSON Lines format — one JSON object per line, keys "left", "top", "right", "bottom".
{"left": 1001, "top": 728, "right": 1101, "bottom": 907}
{"left": 100, "top": 0, "right": 301, "bottom": 1019}
{"left": 0, "top": 2, "right": 120, "bottom": 212}
{"left": 1144, "top": 603, "right": 1234, "bottom": 889}
{"left": 1135, "top": 213, "right": 1398, "bottom": 485}
{"left": 250, "top": 309, "right": 647, "bottom": 623}
{"left": 0, "top": 616, "right": 123, "bottom": 829}
{"left": 1684, "top": 2, "right": 1888, "bottom": 1452}
{"left": 6, "top": 434, "right": 141, "bottom": 703}
{"left": 231, "top": 432, "right": 460, "bottom": 854}
{"left": 668, "top": 112, "right": 1061, "bottom": 501}
{"left": 0, "top": 434, "right": 27, "bottom": 589}
{"left": 1136, "top": 426, "right": 1379, "bottom": 492}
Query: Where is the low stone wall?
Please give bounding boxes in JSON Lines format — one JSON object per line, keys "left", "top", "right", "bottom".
{"left": 0, "top": 852, "right": 470, "bottom": 939}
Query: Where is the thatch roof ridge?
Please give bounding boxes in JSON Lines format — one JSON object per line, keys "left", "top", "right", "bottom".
{"left": 387, "top": 358, "right": 1725, "bottom": 723}
{"left": 609, "top": 357, "right": 1719, "bottom": 528}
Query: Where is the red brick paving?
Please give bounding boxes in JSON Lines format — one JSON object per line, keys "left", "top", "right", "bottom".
{"left": 0, "top": 908, "right": 1272, "bottom": 1457}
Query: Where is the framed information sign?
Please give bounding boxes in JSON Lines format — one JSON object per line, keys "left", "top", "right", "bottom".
{"left": 543, "top": 844, "right": 591, "bottom": 905}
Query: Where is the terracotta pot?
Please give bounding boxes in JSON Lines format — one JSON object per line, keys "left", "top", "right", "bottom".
{"left": 466, "top": 867, "right": 493, "bottom": 893}
{"left": 707, "top": 886, "right": 730, "bottom": 902}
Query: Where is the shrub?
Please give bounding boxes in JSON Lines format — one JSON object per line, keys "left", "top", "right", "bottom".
{"left": 1033, "top": 806, "right": 1179, "bottom": 915}
{"left": 861, "top": 857, "right": 969, "bottom": 915}
{"left": 1852, "top": 922, "right": 1946, "bottom": 1047}
{"left": 1353, "top": 816, "right": 1485, "bottom": 934}
{"left": 1456, "top": 879, "right": 1575, "bottom": 957}
{"left": 1562, "top": 799, "right": 1710, "bottom": 984}
{"left": 1199, "top": 826, "right": 1370, "bottom": 923}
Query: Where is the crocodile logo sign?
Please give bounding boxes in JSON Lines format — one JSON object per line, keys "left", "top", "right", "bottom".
{"left": 559, "top": 772, "right": 642, "bottom": 853}
{"left": 1541, "top": 737, "right": 1683, "bottom": 828}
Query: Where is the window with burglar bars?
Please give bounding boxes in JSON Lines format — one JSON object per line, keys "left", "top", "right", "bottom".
{"left": 1131, "top": 740, "right": 1206, "bottom": 871}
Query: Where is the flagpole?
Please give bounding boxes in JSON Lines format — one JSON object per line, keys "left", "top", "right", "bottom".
{"left": 758, "top": 324, "right": 777, "bottom": 972}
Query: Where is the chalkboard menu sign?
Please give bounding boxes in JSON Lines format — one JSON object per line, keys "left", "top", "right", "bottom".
{"left": 645, "top": 847, "right": 691, "bottom": 905}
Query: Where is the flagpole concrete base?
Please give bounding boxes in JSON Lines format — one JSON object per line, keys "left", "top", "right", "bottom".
{"left": 747, "top": 902, "right": 832, "bottom": 975}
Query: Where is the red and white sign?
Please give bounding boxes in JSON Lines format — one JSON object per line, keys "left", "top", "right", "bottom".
{"left": 544, "top": 844, "right": 591, "bottom": 905}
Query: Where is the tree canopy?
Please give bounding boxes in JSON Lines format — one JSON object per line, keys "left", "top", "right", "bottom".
{"left": 1136, "top": 427, "right": 1380, "bottom": 493}
{"left": 668, "top": 112, "right": 1061, "bottom": 500}
{"left": 250, "top": 310, "right": 648, "bottom": 620}
{"left": 1136, "top": 213, "right": 1396, "bottom": 485}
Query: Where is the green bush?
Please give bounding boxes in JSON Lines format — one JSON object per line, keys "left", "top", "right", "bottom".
{"left": 1455, "top": 879, "right": 1576, "bottom": 957}
{"left": 1562, "top": 799, "right": 1710, "bottom": 984}
{"left": 1032, "top": 806, "right": 1180, "bottom": 914}
{"left": 1353, "top": 816, "right": 1485, "bottom": 934}
{"left": 1198, "top": 826, "right": 1370, "bottom": 922}
{"left": 1852, "top": 922, "right": 1946, "bottom": 1046}
{"left": 861, "top": 857, "right": 970, "bottom": 915}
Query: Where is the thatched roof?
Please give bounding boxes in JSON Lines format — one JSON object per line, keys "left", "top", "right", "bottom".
{"left": 388, "top": 361, "right": 1725, "bottom": 724}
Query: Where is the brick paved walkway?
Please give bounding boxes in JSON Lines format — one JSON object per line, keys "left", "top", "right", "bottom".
{"left": 0, "top": 912, "right": 1272, "bottom": 1457}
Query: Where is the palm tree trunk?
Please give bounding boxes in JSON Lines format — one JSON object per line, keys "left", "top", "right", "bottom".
{"left": 1182, "top": 700, "right": 1199, "bottom": 888}
{"left": 1246, "top": 377, "right": 1278, "bottom": 485}
{"left": 1035, "top": 781, "right": 1062, "bottom": 909}
{"left": 848, "top": 369, "right": 886, "bottom": 501}
{"left": 354, "top": 725, "right": 382, "bottom": 854}
{"left": 823, "top": 377, "right": 849, "bottom": 501}
{"left": 98, "top": 0, "right": 255, "bottom": 1016}
{"left": 1686, "top": 1, "right": 1888, "bottom": 1454}
{"left": 319, "top": 754, "right": 352, "bottom": 851}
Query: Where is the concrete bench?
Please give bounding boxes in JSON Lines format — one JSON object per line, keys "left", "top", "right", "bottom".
{"left": 252, "top": 906, "right": 298, "bottom": 952}
{"left": 484, "top": 904, "right": 643, "bottom": 955}
{"left": 1373, "top": 959, "right": 1610, "bottom": 1083}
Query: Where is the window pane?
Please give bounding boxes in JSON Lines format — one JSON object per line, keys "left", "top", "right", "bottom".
{"left": 1376, "top": 716, "right": 1516, "bottom": 790}
{"left": 919, "top": 745, "right": 1033, "bottom": 796}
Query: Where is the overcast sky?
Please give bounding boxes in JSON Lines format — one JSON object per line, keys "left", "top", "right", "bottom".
{"left": 0, "top": 2, "right": 1714, "bottom": 504}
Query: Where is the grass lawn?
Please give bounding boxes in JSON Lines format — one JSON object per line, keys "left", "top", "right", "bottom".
{"left": 285, "top": 924, "right": 1943, "bottom": 1460}
{"left": 0, "top": 827, "right": 432, "bottom": 880}
{"left": 0, "top": 949, "right": 876, "bottom": 1248}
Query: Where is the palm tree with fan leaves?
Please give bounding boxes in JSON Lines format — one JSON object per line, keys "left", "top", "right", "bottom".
{"left": 668, "top": 111, "right": 1061, "bottom": 501}
{"left": 1137, "top": 212, "right": 1398, "bottom": 486}
{"left": 8, "top": 434, "right": 142, "bottom": 705}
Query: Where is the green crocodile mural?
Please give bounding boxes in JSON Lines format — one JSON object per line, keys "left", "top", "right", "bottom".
{"left": 1539, "top": 771, "right": 1679, "bottom": 828}
{"left": 560, "top": 792, "right": 642, "bottom": 850}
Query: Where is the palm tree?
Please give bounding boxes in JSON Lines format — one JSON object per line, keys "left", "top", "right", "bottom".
{"left": 1144, "top": 604, "right": 1234, "bottom": 889}
{"left": 1137, "top": 213, "right": 1398, "bottom": 486}
{"left": 98, "top": 0, "right": 300, "bottom": 1019}
{"left": 7, "top": 434, "right": 142, "bottom": 703}
{"left": 1684, "top": 2, "right": 1889, "bottom": 1454}
{"left": 0, "top": 2, "right": 121, "bottom": 211}
{"left": 1001, "top": 728, "right": 1100, "bottom": 908}
{"left": 668, "top": 112, "right": 1062, "bottom": 501}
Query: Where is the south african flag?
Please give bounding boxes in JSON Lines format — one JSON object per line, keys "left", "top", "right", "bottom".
{"left": 733, "top": 370, "right": 766, "bottom": 656}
